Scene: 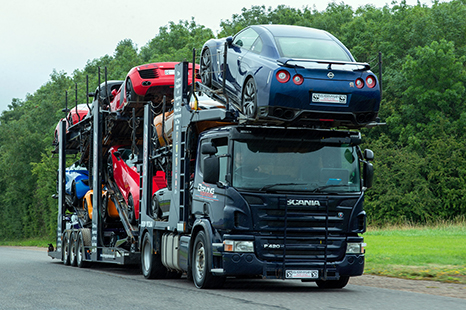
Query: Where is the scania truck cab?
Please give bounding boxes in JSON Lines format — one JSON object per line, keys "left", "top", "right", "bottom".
{"left": 184, "top": 124, "right": 372, "bottom": 288}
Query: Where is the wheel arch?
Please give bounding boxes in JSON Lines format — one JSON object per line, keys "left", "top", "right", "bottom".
{"left": 189, "top": 219, "right": 214, "bottom": 270}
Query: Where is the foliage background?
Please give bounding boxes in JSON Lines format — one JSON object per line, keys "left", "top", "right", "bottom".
{"left": 1, "top": 0, "right": 465, "bottom": 240}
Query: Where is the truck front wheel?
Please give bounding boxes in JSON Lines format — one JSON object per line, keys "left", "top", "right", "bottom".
{"left": 141, "top": 233, "right": 167, "bottom": 279}
{"left": 192, "top": 231, "right": 225, "bottom": 289}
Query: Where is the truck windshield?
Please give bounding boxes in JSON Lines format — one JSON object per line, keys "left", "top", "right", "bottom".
{"left": 232, "top": 140, "right": 361, "bottom": 193}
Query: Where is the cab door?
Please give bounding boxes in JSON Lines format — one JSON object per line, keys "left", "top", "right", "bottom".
{"left": 192, "top": 137, "right": 228, "bottom": 228}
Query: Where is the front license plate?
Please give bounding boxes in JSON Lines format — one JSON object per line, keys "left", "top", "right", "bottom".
{"left": 312, "top": 93, "right": 347, "bottom": 104}
{"left": 285, "top": 270, "right": 319, "bottom": 279}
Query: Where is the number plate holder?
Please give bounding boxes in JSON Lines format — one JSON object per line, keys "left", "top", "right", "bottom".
{"left": 285, "top": 270, "right": 319, "bottom": 279}
{"left": 312, "top": 93, "right": 347, "bottom": 104}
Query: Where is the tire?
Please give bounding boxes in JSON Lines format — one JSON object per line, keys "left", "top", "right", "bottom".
{"left": 70, "top": 181, "right": 78, "bottom": 207}
{"left": 83, "top": 199, "right": 91, "bottom": 223}
{"left": 63, "top": 231, "right": 71, "bottom": 265}
{"left": 315, "top": 276, "right": 350, "bottom": 289}
{"left": 128, "top": 195, "right": 136, "bottom": 225}
{"left": 125, "top": 78, "right": 138, "bottom": 103}
{"left": 69, "top": 231, "right": 78, "bottom": 267}
{"left": 151, "top": 194, "right": 162, "bottom": 219}
{"left": 101, "top": 193, "right": 108, "bottom": 224}
{"left": 192, "top": 231, "right": 225, "bottom": 289}
{"left": 242, "top": 78, "right": 258, "bottom": 119}
{"left": 200, "top": 48, "right": 212, "bottom": 87}
{"left": 76, "top": 231, "right": 89, "bottom": 268}
{"left": 141, "top": 233, "right": 167, "bottom": 279}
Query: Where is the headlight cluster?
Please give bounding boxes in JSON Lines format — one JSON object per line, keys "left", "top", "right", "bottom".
{"left": 224, "top": 240, "right": 254, "bottom": 253}
{"left": 346, "top": 242, "right": 366, "bottom": 254}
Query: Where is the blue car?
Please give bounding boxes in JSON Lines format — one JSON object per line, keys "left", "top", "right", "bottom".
{"left": 64, "top": 163, "right": 89, "bottom": 209}
{"left": 200, "top": 25, "right": 381, "bottom": 128}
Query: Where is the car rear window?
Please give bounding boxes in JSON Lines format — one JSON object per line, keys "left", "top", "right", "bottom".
{"left": 275, "top": 37, "right": 352, "bottom": 61}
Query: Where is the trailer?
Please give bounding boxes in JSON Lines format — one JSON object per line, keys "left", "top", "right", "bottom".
{"left": 48, "top": 60, "right": 374, "bottom": 289}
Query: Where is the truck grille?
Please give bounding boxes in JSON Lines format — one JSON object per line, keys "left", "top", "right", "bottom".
{"left": 246, "top": 195, "right": 355, "bottom": 263}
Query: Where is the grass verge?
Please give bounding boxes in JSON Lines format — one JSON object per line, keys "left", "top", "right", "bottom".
{"left": 0, "top": 238, "right": 54, "bottom": 247}
{"left": 364, "top": 222, "right": 466, "bottom": 284}
{"left": 2, "top": 223, "right": 465, "bottom": 284}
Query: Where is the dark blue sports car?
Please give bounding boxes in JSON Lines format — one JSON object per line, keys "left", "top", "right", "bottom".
{"left": 200, "top": 25, "right": 381, "bottom": 128}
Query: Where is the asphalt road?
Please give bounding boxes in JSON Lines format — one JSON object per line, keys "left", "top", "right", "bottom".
{"left": 0, "top": 246, "right": 464, "bottom": 310}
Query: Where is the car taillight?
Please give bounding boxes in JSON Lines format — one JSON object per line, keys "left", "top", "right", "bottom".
{"left": 366, "top": 76, "right": 376, "bottom": 88}
{"left": 276, "top": 70, "right": 290, "bottom": 83}
{"left": 292, "top": 74, "right": 304, "bottom": 85}
{"left": 355, "top": 78, "right": 364, "bottom": 89}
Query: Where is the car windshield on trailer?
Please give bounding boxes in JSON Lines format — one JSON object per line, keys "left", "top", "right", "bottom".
{"left": 232, "top": 139, "right": 361, "bottom": 193}
{"left": 275, "top": 37, "right": 352, "bottom": 62}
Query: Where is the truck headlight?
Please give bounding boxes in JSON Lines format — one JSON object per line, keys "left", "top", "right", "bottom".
{"left": 224, "top": 240, "right": 254, "bottom": 253}
{"left": 346, "top": 242, "right": 366, "bottom": 254}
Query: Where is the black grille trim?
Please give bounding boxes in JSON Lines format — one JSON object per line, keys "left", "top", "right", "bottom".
{"left": 139, "top": 69, "right": 158, "bottom": 79}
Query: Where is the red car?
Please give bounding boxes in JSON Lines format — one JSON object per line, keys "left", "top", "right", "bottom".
{"left": 108, "top": 145, "right": 167, "bottom": 224}
{"left": 53, "top": 103, "right": 90, "bottom": 145}
{"left": 110, "top": 62, "right": 201, "bottom": 112}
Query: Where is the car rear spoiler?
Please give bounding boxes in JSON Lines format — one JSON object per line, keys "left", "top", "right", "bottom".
{"left": 277, "top": 58, "right": 371, "bottom": 71}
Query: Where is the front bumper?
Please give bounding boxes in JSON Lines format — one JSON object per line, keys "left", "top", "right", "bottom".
{"left": 214, "top": 252, "right": 365, "bottom": 280}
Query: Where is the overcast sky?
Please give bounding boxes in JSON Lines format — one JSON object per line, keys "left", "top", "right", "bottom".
{"left": 0, "top": 0, "right": 438, "bottom": 113}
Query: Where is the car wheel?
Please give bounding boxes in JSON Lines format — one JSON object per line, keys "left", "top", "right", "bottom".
{"left": 125, "top": 78, "right": 138, "bottom": 103}
{"left": 63, "top": 231, "right": 71, "bottom": 265}
{"left": 315, "top": 276, "right": 350, "bottom": 289}
{"left": 83, "top": 199, "right": 91, "bottom": 223}
{"left": 151, "top": 194, "right": 163, "bottom": 219}
{"left": 141, "top": 233, "right": 167, "bottom": 279}
{"left": 128, "top": 195, "right": 136, "bottom": 225}
{"left": 70, "top": 181, "right": 78, "bottom": 207}
{"left": 192, "top": 231, "right": 225, "bottom": 289}
{"left": 101, "top": 193, "right": 108, "bottom": 224}
{"left": 200, "top": 48, "right": 212, "bottom": 87}
{"left": 242, "top": 78, "right": 258, "bottom": 119}
{"left": 106, "top": 154, "right": 113, "bottom": 182}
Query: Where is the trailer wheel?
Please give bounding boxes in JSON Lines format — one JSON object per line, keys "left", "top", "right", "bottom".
{"left": 69, "top": 231, "right": 78, "bottom": 267}
{"left": 315, "top": 276, "right": 350, "bottom": 289}
{"left": 200, "top": 48, "right": 212, "bottom": 87}
{"left": 63, "top": 231, "right": 71, "bottom": 265}
{"left": 141, "top": 233, "right": 167, "bottom": 279}
{"left": 242, "top": 78, "right": 258, "bottom": 119}
{"left": 76, "top": 231, "right": 89, "bottom": 268}
{"left": 192, "top": 231, "right": 225, "bottom": 289}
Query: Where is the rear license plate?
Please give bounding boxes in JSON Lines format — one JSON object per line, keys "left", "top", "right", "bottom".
{"left": 164, "top": 69, "right": 175, "bottom": 75}
{"left": 285, "top": 270, "right": 319, "bottom": 279}
{"left": 312, "top": 93, "right": 347, "bottom": 104}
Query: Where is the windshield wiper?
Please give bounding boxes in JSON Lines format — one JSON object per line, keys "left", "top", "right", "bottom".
{"left": 259, "top": 183, "right": 307, "bottom": 192}
{"left": 311, "top": 184, "right": 348, "bottom": 193}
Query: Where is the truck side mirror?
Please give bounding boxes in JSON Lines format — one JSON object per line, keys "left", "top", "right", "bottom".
{"left": 201, "top": 143, "right": 217, "bottom": 155}
{"left": 363, "top": 162, "right": 374, "bottom": 188}
{"left": 203, "top": 156, "right": 219, "bottom": 184}
{"left": 364, "top": 149, "right": 374, "bottom": 161}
